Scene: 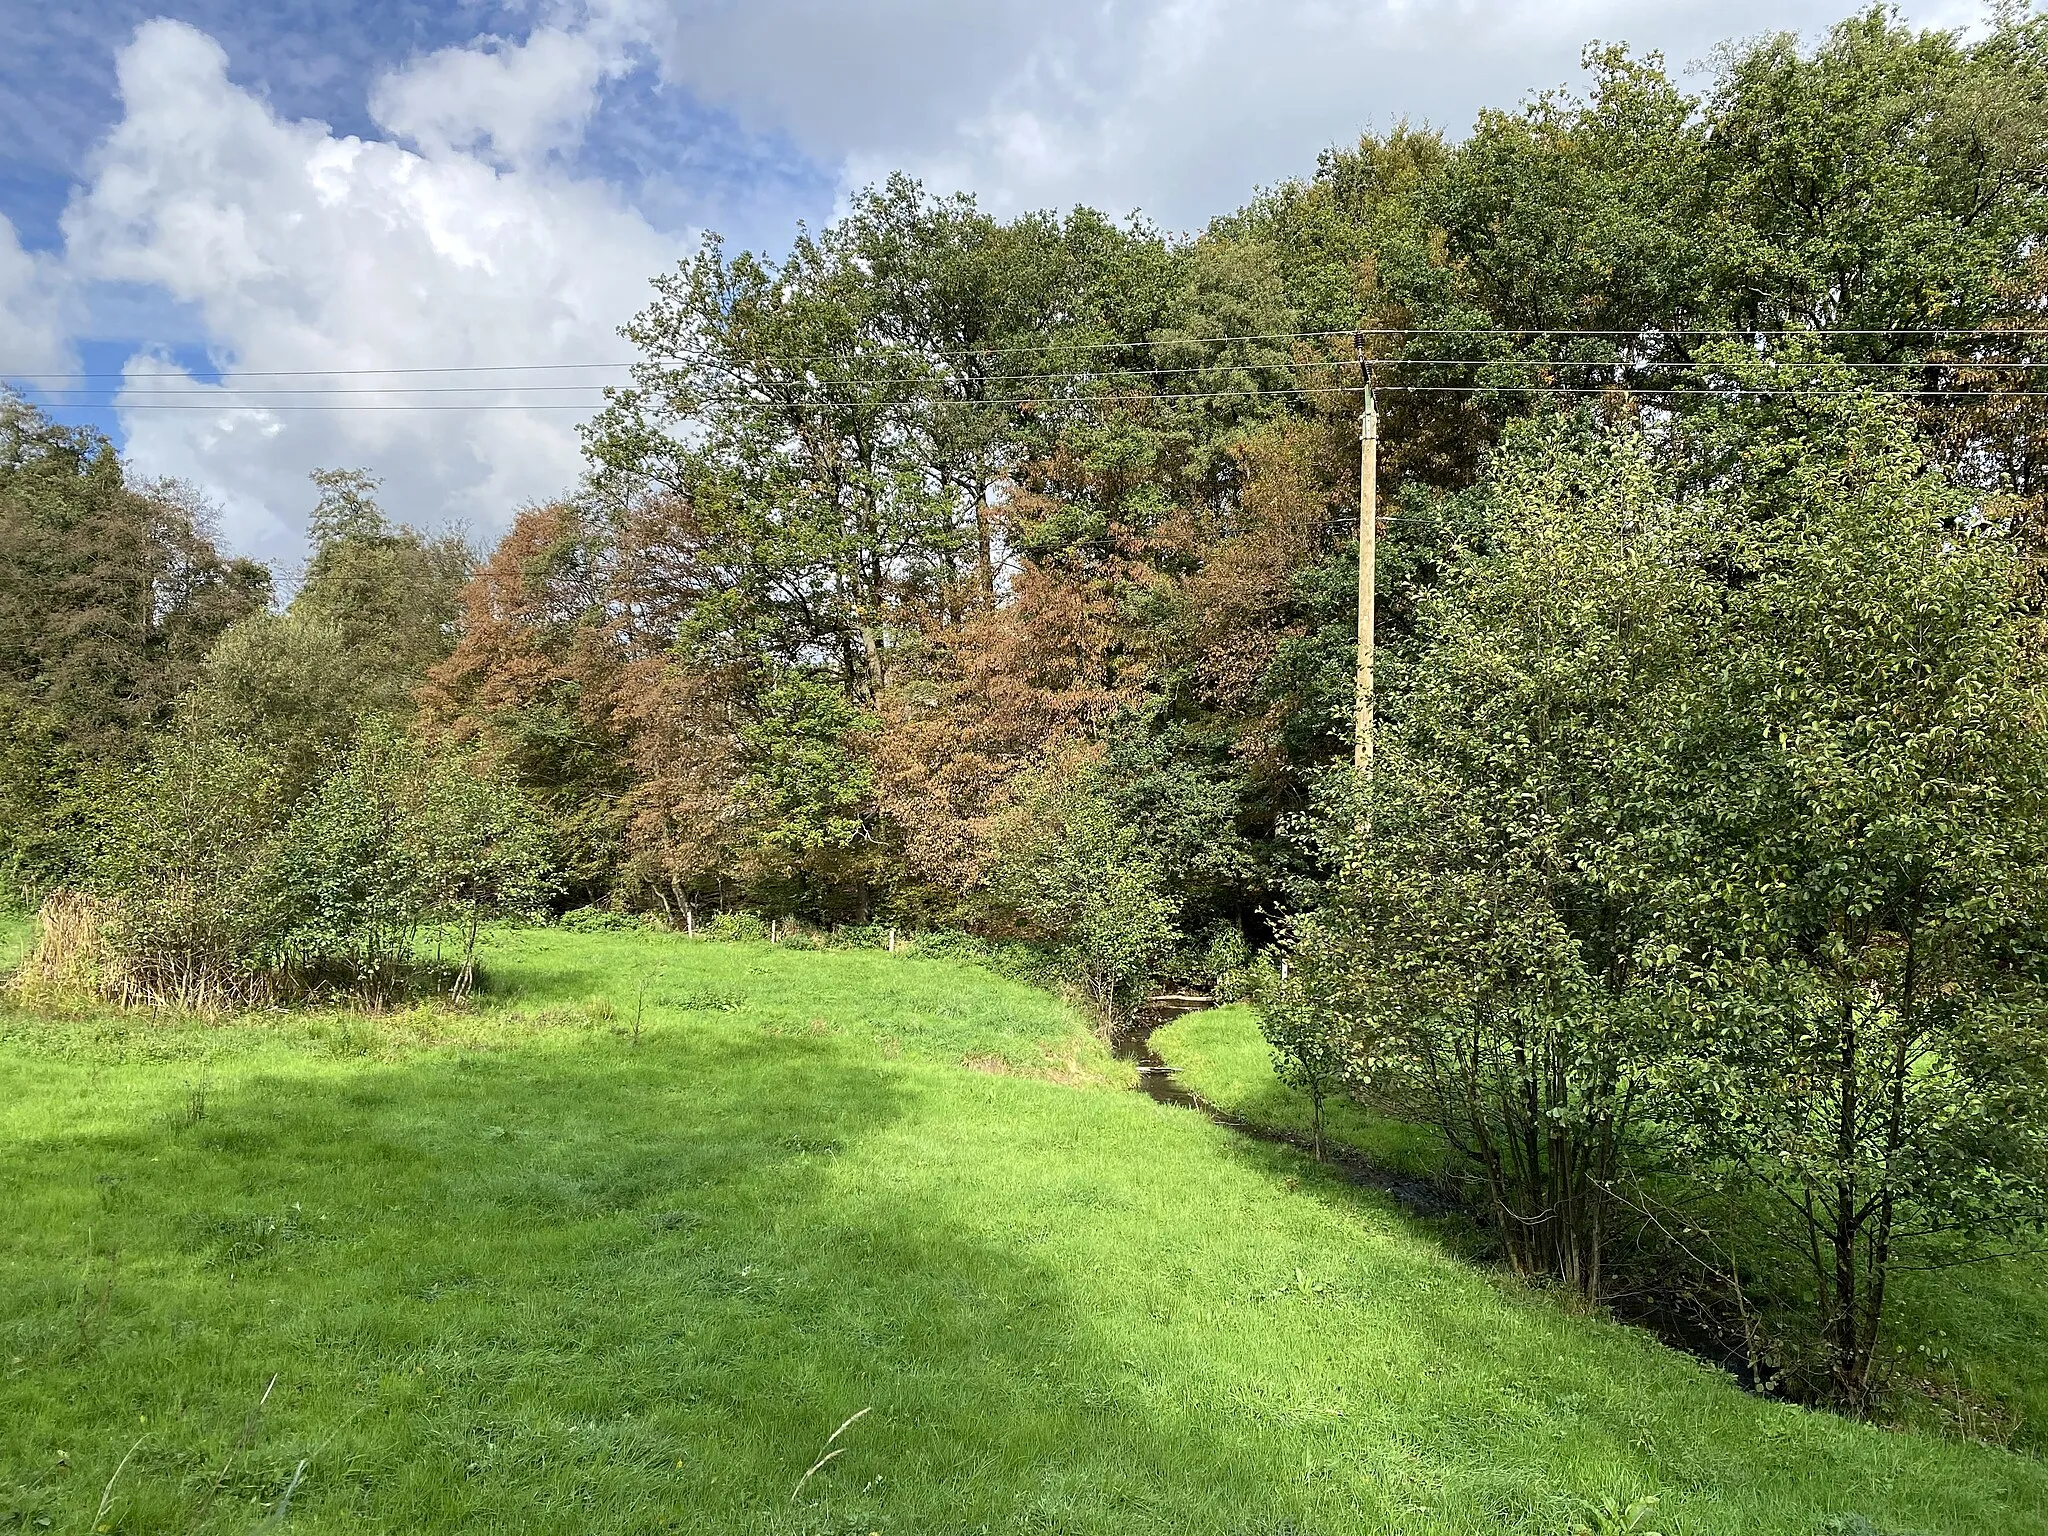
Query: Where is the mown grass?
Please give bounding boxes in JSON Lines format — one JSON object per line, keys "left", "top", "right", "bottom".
{"left": 1, "top": 928, "right": 2044, "bottom": 1534}
{"left": 1154, "top": 1000, "right": 2048, "bottom": 1464}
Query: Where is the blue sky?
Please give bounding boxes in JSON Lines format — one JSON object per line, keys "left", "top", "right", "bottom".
{"left": 0, "top": 0, "right": 1980, "bottom": 567}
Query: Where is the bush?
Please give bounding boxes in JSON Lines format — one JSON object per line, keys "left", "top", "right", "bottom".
{"left": 74, "top": 720, "right": 553, "bottom": 1008}
{"left": 986, "top": 760, "right": 1177, "bottom": 1024}
{"left": 706, "top": 911, "right": 769, "bottom": 944}
{"left": 828, "top": 923, "right": 891, "bottom": 950}
{"left": 88, "top": 722, "right": 284, "bottom": 1006}
{"left": 266, "top": 725, "right": 554, "bottom": 1001}
{"left": 558, "top": 907, "right": 657, "bottom": 933}
{"left": 1200, "top": 925, "right": 1256, "bottom": 1001}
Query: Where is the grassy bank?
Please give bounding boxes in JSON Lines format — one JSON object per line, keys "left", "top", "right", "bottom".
{"left": 1153, "top": 1001, "right": 2048, "bottom": 1462}
{"left": 2, "top": 929, "right": 2044, "bottom": 1533}
{"left": 1149, "top": 1003, "right": 1441, "bottom": 1177}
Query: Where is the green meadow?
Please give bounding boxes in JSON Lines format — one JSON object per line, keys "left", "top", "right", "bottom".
{"left": 3, "top": 925, "right": 2045, "bottom": 1534}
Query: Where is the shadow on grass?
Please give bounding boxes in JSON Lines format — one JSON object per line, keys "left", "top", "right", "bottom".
{"left": 0, "top": 1021, "right": 1391, "bottom": 1535}
{"left": 5, "top": 974, "right": 2047, "bottom": 1536}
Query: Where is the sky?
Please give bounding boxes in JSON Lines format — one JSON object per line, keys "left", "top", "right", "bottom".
{"left": 0, "top": 0, "right": 1984, "bottom": 570}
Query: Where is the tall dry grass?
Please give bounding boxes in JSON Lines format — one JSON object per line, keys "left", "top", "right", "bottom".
{"left": 4, "top": 891, "right": 270, "bottom": 1013}
{"left": 6, "top": 890, "right": 116, "bottom": 1006}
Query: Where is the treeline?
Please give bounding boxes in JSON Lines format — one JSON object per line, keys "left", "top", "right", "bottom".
{"left": 1265, "top": 380, "right": 2048, "bottom": 1412}
{"left": 410, "top": 10, "right": 2048, "bottom": 1017}
{"left": 4, "top": 6, "right": 2048, "bottom": 1410}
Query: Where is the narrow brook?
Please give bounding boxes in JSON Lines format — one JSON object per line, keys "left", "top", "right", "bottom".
{"left": 1111, "top": 997, "right": 1454, "bottom": 1218}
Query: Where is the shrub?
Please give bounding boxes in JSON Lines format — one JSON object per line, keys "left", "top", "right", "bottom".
{"left": 88, "top": 722, "right": 284, "bottom": 1006}
{"left": 986, "top": 760, "right": 1177, "bottom": 1025}
{"left": 73, "top": 720, "right": 552, "bottom": 1008}
{"left": 706, "top": 911, "right": 770, "bottom": 944}
{"left": 1254, "top": 933, "right": 1364, "bottom": 1160}
{"left": 266, "top": 725, "right": 554, "bottom": 1002}
{"left": 558, "top": 907, "right": 655, "bottom": 933}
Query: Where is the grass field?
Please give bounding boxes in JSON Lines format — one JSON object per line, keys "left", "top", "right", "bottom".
{"left": 3, "top": 925, "right": 2046, "bottom": 1534}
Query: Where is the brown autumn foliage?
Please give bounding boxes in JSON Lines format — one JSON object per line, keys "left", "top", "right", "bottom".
{"left": 873, "top": 494, "right": 1169, "bottom": 915}
{"left": 1177, "top": 417, "right": 1351, "bottom": 768}
{"left": 420, "top": 502, "right": 619, "bottom": 747}
{"left": 610, "top": 654, "right": 752, "bottom": 917}
{"left": 419, "top": 501, "right": 632, "bottom": 897}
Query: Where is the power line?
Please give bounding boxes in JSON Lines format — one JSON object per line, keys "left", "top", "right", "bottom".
{"left": 43, "top": 380, "right": 2048, "bottom": 413}
{"left": 20, "top": 353, "right": 2048, "bottom": 405}
{"left": 41, "top": 357, "right": 2048, "bottom": 396}
{"left": 7, "top": 321, "right": 2048, "bottom": 384}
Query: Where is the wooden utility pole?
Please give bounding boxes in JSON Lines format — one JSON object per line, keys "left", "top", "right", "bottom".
{"left": 1354, "top": 345, "right": 1377, "bottom": 774}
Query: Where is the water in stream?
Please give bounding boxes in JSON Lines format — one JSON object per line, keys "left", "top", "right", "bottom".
{"left": 1112, "top": 999, "right": 1454, "bottom": 1217}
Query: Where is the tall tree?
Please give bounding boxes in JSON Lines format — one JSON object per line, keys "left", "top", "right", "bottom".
{"left": 292, "top": 468, "right": 473, "bottom": 711}
{"left": 0, "top": 397, "right": 269, "bottom": 891}
{"left": 1652, "top": 373, "right": 2048, "bottom": 1410}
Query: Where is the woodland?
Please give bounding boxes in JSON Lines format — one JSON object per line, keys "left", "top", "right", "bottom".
{"left": 6, "top": 3, "right": 2048, "bottom": 1497}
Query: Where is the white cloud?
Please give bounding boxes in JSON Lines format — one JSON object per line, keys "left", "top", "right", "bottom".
{"left": 371, "top": 24, "right": 622, "bottom": 167}
{"left": 32, "top": 0, "right": 1986, "bottom": 568}
{"left": 0, "top": 214, "right": 73, "bottom": 377}
{"left": 61, "top": 17, "right": 683, "bottom": 566}
{"left": 649, "top": 0, "right": 1977, "bottom": 228}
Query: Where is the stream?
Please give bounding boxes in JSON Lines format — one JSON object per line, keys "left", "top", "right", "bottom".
{"left": 1111, "top": 997, "right": 1454, "bottom": 1218}
{"left": 1114, "top": 1000, "right": 1787, "bottom": 1389}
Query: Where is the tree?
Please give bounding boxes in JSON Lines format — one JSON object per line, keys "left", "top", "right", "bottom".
{"left": 986, "top": 758, "right": 1177, "bottom": 1024}
{"left": 1294, "top": 418, "right": 1706, "bottom": 1295}
{"left": 1652, "top": 379, "right": 2048, "bottom": 1410}
{"left": 0, "top": 398, "right": 269, "bottom": 892}
{"left": 737, "top": 675, "right": 883, "bottom": 917}
{"left": 1702, "top": 8, "right": 2048, "bottom": 346}
{"left": 1254, "top": 935, "right": 1362, "bottom": 1159}
{"left": 410, "top": 748, "right": 556, "bottom": 996}
{"left": 292, "top": 468, "right": 473, "bottom": 712}
{"left": 181, "top": 612, "right": 366, "bottom": 800}
{"left": 420, "top": 500, "right": 631, "bottom": 903}
{"left": 266, "top": 725, "right": 444, "bottom": 1001}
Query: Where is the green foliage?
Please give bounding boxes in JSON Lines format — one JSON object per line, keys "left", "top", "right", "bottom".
{"left": 705, "top": 910, "right": 770, "bottom": 944}
{"left": 292, "top": 467, "right": 473, "bottom": 711}
{"left": 739, "top": 675, "right": 880, "bottom": 897}
{"left": 987, "top": 762, "right": 1177, "bottom": 1022}
{"left": 410, "top": 744, "right": 559, "bottom": 993}
{"left": 1254, "top": 948, "right": 1364, "bottom": 1159}
{"left": 267, "top": 725, "right": 553, "bottom": 1001}
{"left": 0, "top": 690, "right": 89, "bottom": 897}
{"left": 1648, "top": 373, "right": 2048, "bottom": 1409}
{"left": 90, "top": 721, "right": 283, "bottom": 1005}
{"left": 1294, "top": 419, "right": 1699, "bottom": 1294}
{"left": 1703, "top": 9, "right": 2048, "bottom": 340}
{"left": 76, "top": 719, "right": 552, "bottom": 1007}
{"left": 557, "top": 906, "right": 659, "bottom": 933}
{"left": 0, "top": 398, "right": 268, "bottom": 893}
{"left": 1292, "top": 385, "right": 2048, "bottom": 1404}
{"left": 181, "top": 611, "right": 366, "bottom": 799}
